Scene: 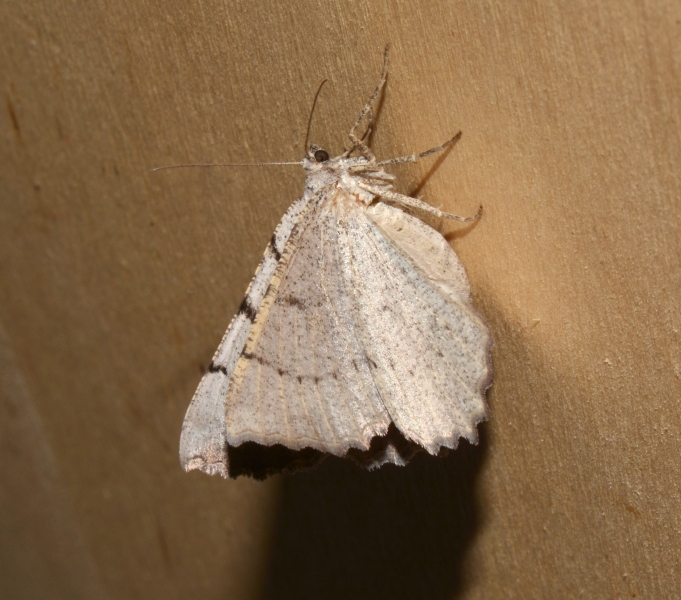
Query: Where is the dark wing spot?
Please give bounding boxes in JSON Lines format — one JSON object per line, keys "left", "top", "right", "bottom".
{"left": 208, "top": 362, "right": 228, "bottom": 375}
{"left": 270, "top": 234, "right": 282, "bottom": 261}
{"left": 238, "top": 297, "right": 257, "bottom": 321}
{"left": 281, "top": 295, "right": 306, "bottom": 309}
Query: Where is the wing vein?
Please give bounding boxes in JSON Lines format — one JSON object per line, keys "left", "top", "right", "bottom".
{"left": 294, "top": 295, "right": 319, "bottom": 440}
{"left": 319, "top": 209, "right": 363, "bottom": 438}
{"left": 310, "top": 281, "right": 337, "bottom": 444}
{"left": 277, "top": 293, "right": 292, "bottom": 441}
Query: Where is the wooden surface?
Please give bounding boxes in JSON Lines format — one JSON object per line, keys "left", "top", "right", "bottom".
{"left": 1, "top": 1, "right": 680, "bottom": 598}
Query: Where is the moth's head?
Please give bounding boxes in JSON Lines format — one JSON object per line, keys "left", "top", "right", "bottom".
{"left": 303, "top": 144, "right": 368, "bottom": 171}
{"left": 302, "top": 144, "right": 336, "bottom": 174}
{"left": 302, "top": 144, "right": 373, "bottom": 184}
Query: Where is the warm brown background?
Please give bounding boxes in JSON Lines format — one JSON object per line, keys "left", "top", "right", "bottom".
{"left": 1, "top": 1, "right": 680, "bottom": 598}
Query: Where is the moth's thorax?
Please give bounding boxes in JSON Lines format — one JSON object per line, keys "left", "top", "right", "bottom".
{"left": 303, "top": 154, "right": 395, "bottom": 206}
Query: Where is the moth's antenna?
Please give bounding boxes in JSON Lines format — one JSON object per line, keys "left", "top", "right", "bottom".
{"left": 148, "top": 161, "right": 302, "bottom": 173}
{"left": 151, "top": 74, "right": 329, "bottom": 173}
{"left": 304, "top": 79, "right": 328, "bottom": 151}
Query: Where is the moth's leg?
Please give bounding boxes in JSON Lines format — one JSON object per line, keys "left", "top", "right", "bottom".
{"left": 341, "top": 109, "right": 374, "bottom": 158}
{"left": 347, "top": 46, "right": 389, "bottom": 160}
{"left": 360, "top": 110, "right": 373, "bottom": 142}
{"left": 358, "top": 182, "right": 482, "bottom": 222}
{"left": 375, "top": 132, "right": 462, "bottom": 167}
{"left": 385, "top": 190, "right": 482, "bottom": 222}
{"left": 348, "top": 122, "right": 376, "bottom": 162}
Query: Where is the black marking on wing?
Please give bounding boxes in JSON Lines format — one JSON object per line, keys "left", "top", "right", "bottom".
{"left": 237, "top": 352, "right": 332, "bottom": 382}
{"left": 271, "top": 234, "right": 283, "bottom": 261}
{"left": 280, "top": 295, "right": 306, "bottom": 309}
{"left": 238, "top": 297, "right": 257, "bottom": 321}
{"left": 208, "top": 361, "right": 228, "bottom": 376}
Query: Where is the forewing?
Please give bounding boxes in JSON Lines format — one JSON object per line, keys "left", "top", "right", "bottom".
{"left": 180, "top": 196, "right": 311, "bottom": 476}
{"left": 224, "top": 192, "right": 391, "bottom": 453}
{"left": 337, "top": 202, "right": 493, "bottom": 454}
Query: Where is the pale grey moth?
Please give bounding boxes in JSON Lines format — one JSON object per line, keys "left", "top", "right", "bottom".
{"left": 179, "top": 48, "right": 493, "bottom": 478}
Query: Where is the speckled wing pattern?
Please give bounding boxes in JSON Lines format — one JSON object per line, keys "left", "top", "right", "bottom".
{"left": 352, "top": 202, "right": 491, "bottom": 452}
{"left": 223, "top": 192, "right": 392, "bottom": 454}
{"left": 180, "top": 185, "right": 492, "bottom": 478}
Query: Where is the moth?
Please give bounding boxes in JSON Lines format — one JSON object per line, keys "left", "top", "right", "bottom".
{"left": 179, "top": 48, "right": 493, "bottom": 479}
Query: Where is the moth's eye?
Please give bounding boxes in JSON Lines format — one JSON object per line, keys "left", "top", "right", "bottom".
{"left": 314, "top": 150, "right": 329, "bottom": 163}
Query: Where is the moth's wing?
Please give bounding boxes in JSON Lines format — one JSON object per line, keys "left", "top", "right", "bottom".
{"left": 339, "top": 202, "right": 493, "bottom": 454}
{"left": 224, "top": 194, "right": 392, "bottom": 454}
{"left": 180, "top": 197, "right": 311, "bottom": 476}
{"left": 179, "top": 366, "right": 231, "bottom": 477}
{"left": 367, "top": 203, "right": 473, "bottom": 302}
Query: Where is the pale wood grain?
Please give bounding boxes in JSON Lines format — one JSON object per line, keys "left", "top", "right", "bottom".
{"left": 1, "top": 0, "right": 680, "bottom": 598}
